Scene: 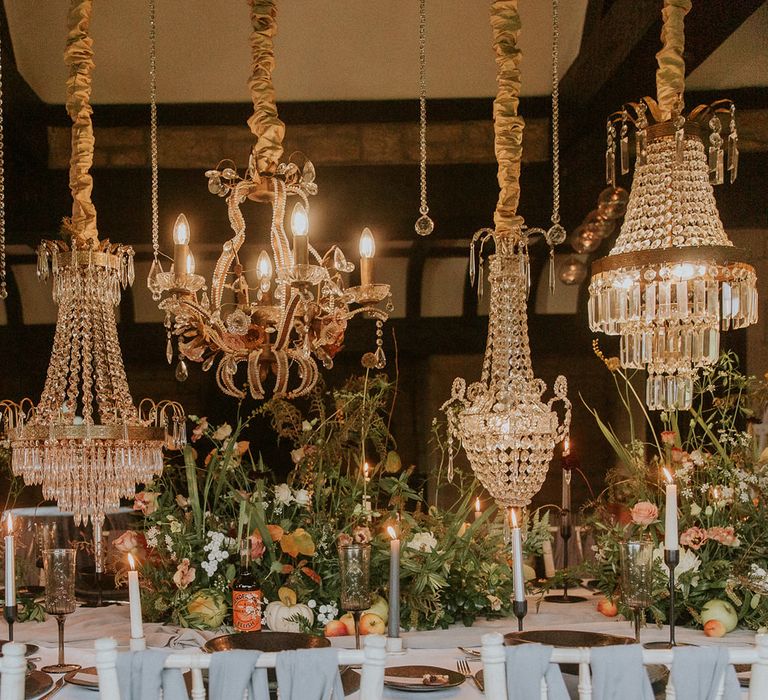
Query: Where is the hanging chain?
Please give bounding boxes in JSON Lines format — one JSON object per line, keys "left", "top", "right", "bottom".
{"left": 414, "top": 0, "right": 434, "bottom": 236}
{"left": 550, "top": 0, "right": 561, "bottom": 227}
{"left": 149, "top": 0, "right": 160, "bottom": 260}
{"left": 0, "top": 32, "right": 7, "bottom": 300}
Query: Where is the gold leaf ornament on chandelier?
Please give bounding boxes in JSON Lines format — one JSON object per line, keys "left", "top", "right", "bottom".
{"left": 588, "top": 0, "right": 756, "bottom": 411}
{"left": 5, "top": 0, "right": 185, "bottom": 528}
{"left": 149, "top": 0, "right": 392, "bottom": 400}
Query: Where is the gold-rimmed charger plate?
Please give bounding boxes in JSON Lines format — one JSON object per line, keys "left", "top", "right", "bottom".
{"left": 384, "top": 665, "right": 465, "bottom": 692}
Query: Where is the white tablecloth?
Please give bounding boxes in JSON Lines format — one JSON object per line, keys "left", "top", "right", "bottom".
{"left": 1, "top": 590, "right": 755, "bottom": 699}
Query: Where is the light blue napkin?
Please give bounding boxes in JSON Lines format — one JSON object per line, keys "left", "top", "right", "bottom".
{"left": 275, "top": 648, "right": 344, "bottom": 700}
{"left": 208, "top": 649, "right": 269, "bottom": 700}
{"left": 670, "top": 645, "right": 741, "bottom": 700}
{"left": 591, "top": 645, "right": 654, "bottom": 700}
{"left": 504, "top": 644, "right": 568, "bottom": 700}
{"left": 116, "top": 649, "right": 189, "bottom": 700}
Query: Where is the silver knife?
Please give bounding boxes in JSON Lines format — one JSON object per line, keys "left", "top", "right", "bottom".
{"left": 39, "top": 677, "right": 66, "bottom": 700}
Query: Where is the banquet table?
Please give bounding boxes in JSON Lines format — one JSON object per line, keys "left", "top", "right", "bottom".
{"left": 0, "top": 589, "right": 755, "bottom": 699}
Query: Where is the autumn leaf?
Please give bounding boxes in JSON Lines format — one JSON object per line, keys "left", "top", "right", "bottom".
{"left": 281, "top": 563, "right": 294, "bottom": 574}
{"left": 280, "top": 528, "right": 316, "bottom": 558}
{"left": 301, "top": 566, "right": 321, "bottom": 584}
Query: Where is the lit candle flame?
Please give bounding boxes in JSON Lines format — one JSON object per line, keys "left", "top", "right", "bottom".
{"left": 510, "top": 508, "right": 518, "bottom": 529}
{"left": 563, "top": 437, "right": 570, "bottom": 456}
{"left": 128, "top": 553, "right": 136, "bottom": 570}
{"left": 663, "top": 467, "right": 674, "bottom": 484}
{"left": 387, "top": 525, "right": 397, "bottom": 540}
{"left": 4, "top": 513, "right": 12, "bottom": 534}
{"left": 475, "top": 497, "right": 481, "bottom": 512}
{"left": 363, "top": 462, "right": 370, "bottom": 480}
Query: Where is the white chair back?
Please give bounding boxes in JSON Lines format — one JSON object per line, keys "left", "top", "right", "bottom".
{"left": 481, "top": 632, "right": 768, "bottom": 700}
{"left": 95, "top": 634, "right": 387, "bottom": 700}
{"left": 0, "top": 642, "right": 26, "bottom": 700}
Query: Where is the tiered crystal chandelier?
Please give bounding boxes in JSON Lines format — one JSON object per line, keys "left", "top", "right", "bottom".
{"left": 588, "top": 0, "right": 757, "bottom": 411}
{"left": 149, "top": 0, "right": 391, "bottom": 400}
{"left": 443, "top": 0, "right": 571, "bottom": 510}
{"left": 7, "top": 0, "right": 184, "bottom": 526}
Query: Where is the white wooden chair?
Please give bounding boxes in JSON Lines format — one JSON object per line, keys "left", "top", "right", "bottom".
{"left": 481, "top": 631, "right": 768, "bottom": 700}
{"left": 0, "top": 642, "right": 26, "bottom": 700}
{"left": 95, "top": 633, "right": 387, "bottom": 700}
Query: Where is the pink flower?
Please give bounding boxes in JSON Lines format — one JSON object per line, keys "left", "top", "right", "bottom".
{"left": 337, "top": 533, "right": 353, "bottom": 547}
{"left": 707, "top": 526, "right": 740, "bottom": 547}
{"left": 191, "top": 417, "right": 208, "bottom": 442}
{"left": 630, "top": 501, "right": 658, "bottom": 526}
{"left": 671, "top": 447, "right": 685, "bottom": 463}
{"left": 680, "top": 526, "right": 709, "bottom": 550}
{"left": 172, "top": 558, "right": 196, "bottom": 590}
{"left": 250, "top": 531, "right": 266, "bottom": 560}
{"left": 133, "top": 491, "right": 158, "bottom": 516}
{"left": 660, "top": 431, "right": 676, "bottom": 446}
{"left": 352, "top": 526, "right": 372, "bottom": 544}
{"left": 113, "top": 530, "right": 145, "bottom": 555}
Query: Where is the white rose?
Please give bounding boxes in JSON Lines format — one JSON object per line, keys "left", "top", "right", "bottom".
{"left": 212, "top": 424, "right": 232, "bottom": 441}
{"left": 293, "top": 489, "right": 310, "bottom": 506}
{"left": 274, "top": 483, "right": 294, "bottom": 505}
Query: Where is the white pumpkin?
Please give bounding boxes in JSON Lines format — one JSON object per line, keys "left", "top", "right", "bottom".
{"left": 264, "top": 588, "right": 314, "bottom": 632}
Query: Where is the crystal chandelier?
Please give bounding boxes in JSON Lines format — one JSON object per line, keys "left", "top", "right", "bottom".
{"left": 149, "top": 0, "right": 391, "bottom": 400}
{"left": 588, "top": 0, "right": 757, "bottom": 411}
{"left": 6, "top": 0, "right": 184, "bottom": 526}
{"left": 443, "top": 0, "right": 571, "bottom": 510}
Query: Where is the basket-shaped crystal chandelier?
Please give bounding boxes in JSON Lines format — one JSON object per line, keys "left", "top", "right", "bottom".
{"left": 7, "top": 0, "right": 184, "bottom": 526}
{"left": 588, "top": 0, "right": 757, "bottom": 411}
{"left": 443, "top": 0, "right": 571, "bottom": 510}
{"left": 149, "top": 0, "right": 391, "bottom": 400}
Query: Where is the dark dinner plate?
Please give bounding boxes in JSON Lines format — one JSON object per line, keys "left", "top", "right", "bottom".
{"left": 0, "top": 670, "right": 53, "bottom": 700}
{"left": 203, "top": 630, "right": 331, "bottom": 653}
{"left": 384, "top": 665, "right": 465, "bottom": 692}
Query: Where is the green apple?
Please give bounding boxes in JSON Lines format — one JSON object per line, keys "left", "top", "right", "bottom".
{"left": 363, "top": 594, "right": 389, "bottom": 623}
{"left": 701, "top": 599, "right": 738, "bottom": 633}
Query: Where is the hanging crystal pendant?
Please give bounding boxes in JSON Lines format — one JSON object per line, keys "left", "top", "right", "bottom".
{"left": 147, "top": 257, "right": 163, "bottom": 301}
{"left": 175, "top": 359, "right": 189, "bottom": 382}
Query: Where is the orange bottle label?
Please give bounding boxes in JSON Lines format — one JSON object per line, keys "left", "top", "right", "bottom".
{"left": 233, "top": 590, "right": 262, "bottom": 632}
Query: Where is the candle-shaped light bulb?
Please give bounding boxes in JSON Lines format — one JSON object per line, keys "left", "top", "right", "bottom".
{"left": 256, "top": 250, "right": 274, "bottom": 301}
{"left": 663, "top": 468, "right": 679, "bottom": 551}
{"left": 185, "top": 251, "right": 196, "bottom": 275}
{"left": 563, "top": 437, "right": 570, "bottom": 457}
{"left": 127, "top": 553, "right": 144, "bottom": 643}
{"left": 359, "top": 227, "right": 375, "bottom": 286}
{"left": 474, "top": 497, "right": 481, "bottom": 521}
{"left": 4, "top": 513, "right": 14, "bottom": 608}
{"left": 386, "top": 526, "right": 401, "bottom": 639}
{"left": 510, "top": 508, "right": 525, "bottom": 602}
{"left": 291, "top": 202, "right": 309, "bottom": 266}
{"left": 173, "top": 213, "right": 191, "bottom": 282}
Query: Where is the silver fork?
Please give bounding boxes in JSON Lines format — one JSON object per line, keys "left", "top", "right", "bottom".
{"left": 457, "top": 658, "right": 482, "bottom": 692}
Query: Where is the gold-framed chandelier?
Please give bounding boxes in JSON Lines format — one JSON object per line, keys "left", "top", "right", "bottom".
{"left": 148, "top": 0, "right": 391, "bottom": 400}
{"left": 588, "top": 0, "right": 757, "bottom": 411}
{"left": 442, "top": 0, "right": 571, "bottom": 511}
{"left": 6, "top": 0, "right": 185, "bottom": 526}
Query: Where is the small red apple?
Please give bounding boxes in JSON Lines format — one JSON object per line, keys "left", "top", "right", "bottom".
{"left": 339, "top": 613, "right": 356, "bottom": 636}
{"left": 703, "top": 619, "right": 727, "bottom": 638}
{"left": 323, "top": 619, "right": 348, "bottom": 637}
{"left": 358, "top": 612, "right": 386, "bottom": 635}
{"left": 597, "top": 599, "right": 618, "bottom": 617}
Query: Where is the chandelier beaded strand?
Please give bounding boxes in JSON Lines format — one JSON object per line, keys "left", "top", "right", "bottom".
{"left": 442, "top": 0, "right": 571, "bottom": 513}
{"left": 8, "top": 0, "right": 184, "bottom": 526}
{"left": 587, "top": 0, "right": 756, "bottom": 411}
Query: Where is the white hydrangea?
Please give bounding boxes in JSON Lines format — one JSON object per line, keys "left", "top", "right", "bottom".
{"left": 316, "top": 601, "right": 339, "bottom": 625}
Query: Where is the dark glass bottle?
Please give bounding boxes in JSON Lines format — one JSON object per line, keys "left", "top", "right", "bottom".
{"left": 232, "top": 541, "right": 261, "bottom": 632}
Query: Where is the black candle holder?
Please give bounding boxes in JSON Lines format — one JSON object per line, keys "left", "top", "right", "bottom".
{"left": 4, "top": 604, "right": 17, "bottom": 642}
{"left": 544, "top": 516, "right": 587, "bottom": 603}
{"left": 644, "top": 548, "right": 679, "bottom": 649}
{"left": 512, "top": 599, "right": 527, "bottom": 631}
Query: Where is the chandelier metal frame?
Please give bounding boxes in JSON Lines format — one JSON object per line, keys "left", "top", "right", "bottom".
{"left": 149, "top": 0, "right": 391, "bottom": 400}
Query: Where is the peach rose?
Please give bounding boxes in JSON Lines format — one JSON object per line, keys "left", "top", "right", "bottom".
{"left": 250, "top": 530, "right": 266, "bottom": 560}
{"left": 173, "top": 558, "right": 196, "bottom": 590}
{"left": 630, "top": 501, "right": 658, "bottom": 526}
{"left": 660, "top": 431, "right": 676, "bottom": 446}
{"left": 113, "top": 530, "right": 145, "bottom": 555}
{"left": 707, "top": 526, "right": 740, "bottom": 547}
